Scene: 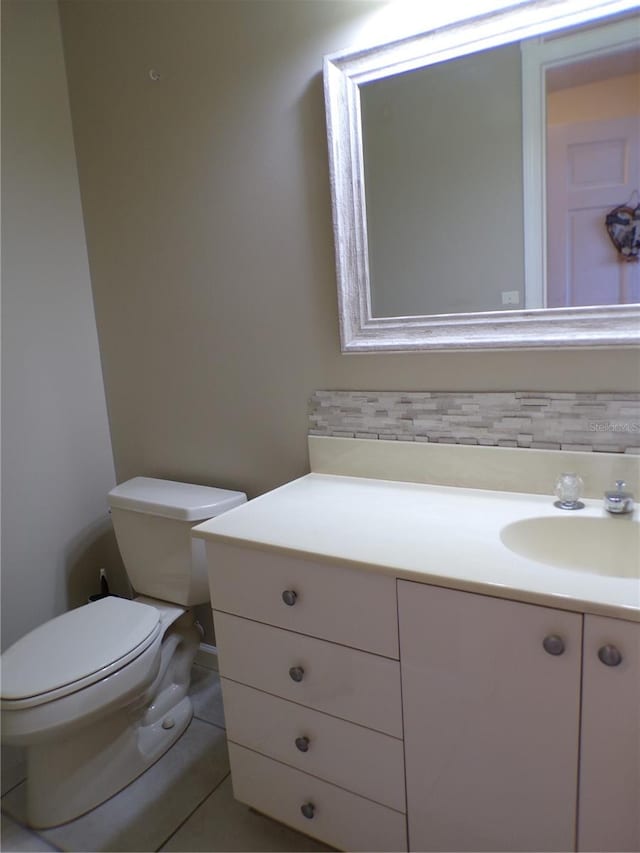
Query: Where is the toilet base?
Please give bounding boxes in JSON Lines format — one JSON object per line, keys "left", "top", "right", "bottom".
{"left": 21, "top": 606, "right": 203, "bottom": 829}
{"left": 27, "top": 694, "right": 193, "bottom": 828}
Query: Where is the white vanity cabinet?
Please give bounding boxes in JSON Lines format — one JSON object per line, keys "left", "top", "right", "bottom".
{"left": 203, "top": 536, "right": 638, "bottom": 853}
{"left": 207, "top": 540, "right": 407, "bottom": 853}
{"left": 578, "top": 615, "right": 640, "bottom": 853}
{"left": 398, "top": 580, "right": 582, "bottom": 853}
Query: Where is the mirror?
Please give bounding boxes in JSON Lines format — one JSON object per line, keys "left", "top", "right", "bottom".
{"left": 324, "top": 0, "right": 640, "bottom": 351}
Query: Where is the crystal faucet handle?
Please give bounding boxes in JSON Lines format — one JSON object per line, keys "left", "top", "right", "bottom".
{"left": 554, "top": 473, "right": 585, "bottom": 510}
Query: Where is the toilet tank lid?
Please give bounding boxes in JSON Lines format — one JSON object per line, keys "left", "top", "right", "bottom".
{"left": 108, "top": 477, "right": 247, "bottom": 521}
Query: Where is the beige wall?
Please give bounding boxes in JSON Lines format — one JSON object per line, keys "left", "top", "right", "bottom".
{"left": 548, "top": 71, "right": 640, "bottom": 125}
{"left": 58, "top": 0, "right": 640, "bottom": 509}
{"left": 1, "top": 0, "right": 126, "bottom": 650}
{"left": 363, "top": 43, "right": 525, "bottom": 316}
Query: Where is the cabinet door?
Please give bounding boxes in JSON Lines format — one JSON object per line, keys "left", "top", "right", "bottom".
{"left": 579, "top": 615, "right": 640, "bottom": 852}
{"left": 398, "top": 581, "right": 582, "bottom": 852}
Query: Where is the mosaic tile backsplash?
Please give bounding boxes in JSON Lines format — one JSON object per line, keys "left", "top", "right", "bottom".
{"left": 309, "top": 391, "right": 640, "bottom": 453}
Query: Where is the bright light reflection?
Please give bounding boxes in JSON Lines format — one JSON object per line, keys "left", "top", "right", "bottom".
{"left": 348, "top": 0, "right": 528, "bottom": 50}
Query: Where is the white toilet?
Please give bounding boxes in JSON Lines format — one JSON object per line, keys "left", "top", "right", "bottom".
{"left": 0, "top": 477, "right": 246, "bottom": 828}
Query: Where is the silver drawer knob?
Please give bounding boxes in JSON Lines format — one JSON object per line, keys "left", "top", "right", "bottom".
{"left": 598, "top": 644, "right": 623, "bottom": 667}
{"left": 300, "top": 802, "right": 315, "bottom": 819}
{"left": 282, "top": 589, "right": 297, "bottom": 606}
{"left": 289, "top": 665, "right": 305, "bottom": 682}
{"left": 543, "top": 634, "right": 565, "bottom": 656}
{"left": 295, "top": 736, "right": 310, "bottom": 753}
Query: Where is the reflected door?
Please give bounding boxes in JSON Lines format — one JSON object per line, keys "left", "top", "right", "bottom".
{"left": 547, "top": 115, "right": 640, "bottom": 307}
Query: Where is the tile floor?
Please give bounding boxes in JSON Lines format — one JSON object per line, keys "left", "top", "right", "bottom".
{"left": 1, "top": 665, "right": 332, "bottom": 852}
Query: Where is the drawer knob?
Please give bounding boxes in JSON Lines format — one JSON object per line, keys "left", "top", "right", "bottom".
{"left": 282, "top": 589, "right": 298, "bottom": 606}
{"left": 300, "top": 802, "right": 315, "bottom": 820}
{"left": 598, "top": 644, "right": 622, "bottom": 667}
{"left": 289, "top": 666, "right": 305, "bottom": 682}
{"left": 295, "top": 736, "right": 310, "bottom": 752}
{"left": 543, "top": 634, "right": 565, "bottom": 656}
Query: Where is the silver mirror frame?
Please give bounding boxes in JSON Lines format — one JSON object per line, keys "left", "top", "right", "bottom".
{"left": 324, "top": 0, "right": 640, "bottom": 352}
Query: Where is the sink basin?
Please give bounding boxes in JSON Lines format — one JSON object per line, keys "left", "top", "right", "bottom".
{"left": 500, "top": 516, "right": 640, "bottom": 578}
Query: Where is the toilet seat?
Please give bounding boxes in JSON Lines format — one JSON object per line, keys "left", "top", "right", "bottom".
{"left": 1, "top": 597, "right": 160, "bottom": 709}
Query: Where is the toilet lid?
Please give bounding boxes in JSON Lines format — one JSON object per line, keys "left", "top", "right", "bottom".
{"left": 0, "top": 597, "right": 160, "bottom": 701}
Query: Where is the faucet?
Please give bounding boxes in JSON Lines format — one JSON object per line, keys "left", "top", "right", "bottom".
{"left": 603, "top": 481, "right": 635, "bottom": 515}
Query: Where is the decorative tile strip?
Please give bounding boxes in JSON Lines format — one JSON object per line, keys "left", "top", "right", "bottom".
{"left": 309, "top": 391, "right": 640, "bottom": 454}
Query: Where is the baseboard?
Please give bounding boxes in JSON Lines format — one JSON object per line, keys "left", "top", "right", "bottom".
{"left": 195, "top": 642, "right": 218, "bottom": 671}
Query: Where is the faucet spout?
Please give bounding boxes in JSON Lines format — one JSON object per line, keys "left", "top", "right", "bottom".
{"left": 604, "top": 481, "right": 635, "bottom": 515}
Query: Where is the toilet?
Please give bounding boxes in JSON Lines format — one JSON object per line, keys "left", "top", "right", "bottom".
{"left": 0, "top": 477, "right": 246, "bottom": 829}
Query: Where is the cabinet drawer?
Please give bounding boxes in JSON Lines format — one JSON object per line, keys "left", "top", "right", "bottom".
{"left": 222, "top": 678, "right": 405, "bottom": 812}
{"left": 229, "top": 743, "right": 407, "bottom": 852}
{"left": 206, "top": 540, "right": 398, "bottom": 658}
{"left": 215, "top": 611, "right": 403, "bottom": 737}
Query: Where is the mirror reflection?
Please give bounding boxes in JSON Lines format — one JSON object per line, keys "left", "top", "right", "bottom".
{"left": 359, "top": 17, "right": 639, "bottom": 319}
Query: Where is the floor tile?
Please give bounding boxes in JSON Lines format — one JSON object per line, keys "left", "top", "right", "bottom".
{"left": 2, "top": 719, "right": 229, "bottom": 852}
{"left": 161, "top": 776, "right": 333, "bottom": 852}
{"left": 190, "top": 665, "right": 226, "bottom": 728}
{"left": 1, "top": 744, "right": 26, "bottom": 796}
{"left": 0, "top": 813, "right": 59, "bottom": 852}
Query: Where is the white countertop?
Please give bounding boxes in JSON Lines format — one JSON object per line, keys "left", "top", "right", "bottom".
{"left": 193, "top": 473, "right": 640, "bottom": 622}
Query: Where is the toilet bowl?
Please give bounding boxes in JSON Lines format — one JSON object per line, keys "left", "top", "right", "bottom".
{"left": 0, "top": 477, "right": 246, "bottom": 828}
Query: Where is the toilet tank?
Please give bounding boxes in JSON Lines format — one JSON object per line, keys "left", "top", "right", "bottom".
{"left": 107, "top": 478, "right": 246, "bottom": 606}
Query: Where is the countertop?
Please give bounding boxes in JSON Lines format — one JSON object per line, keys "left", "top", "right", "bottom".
{"left": 193, "top": 473, "right": 640, "bottom": 622}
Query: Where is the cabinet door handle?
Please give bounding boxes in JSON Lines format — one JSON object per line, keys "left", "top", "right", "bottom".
{"left": 282, "top": 589, "right": 297, "bottom": 606}
{"left": 300, "top": 802, "right": 315, "bottom": 819}
{"left": 598, "top": 644, "right": 623, "bottom": 667}
{"left": 289, "top": 665, "right": 305, "bottom": 682}
{"left": 543, "top": 634, "right": 565, "bottom": 656}
{"left": 295, "top": 735, "right": 310, "bottom": 752}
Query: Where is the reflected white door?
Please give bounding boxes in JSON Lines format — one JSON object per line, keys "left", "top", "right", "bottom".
{"left": 547, "top": 115, "right": 639, "bottom": 307}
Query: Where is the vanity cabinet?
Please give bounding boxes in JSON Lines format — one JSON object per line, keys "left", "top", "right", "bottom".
{"left": 206, "top": 538, "right": 639, "bottom": 853}
{"left": 398, "top": 580, "right": 582, "bottom": 852}
{"left": 207, "top": 541, "right": 407, "bottom": 853}
{"left": 579, "top": 615, "right": 640, "bottom": 852}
